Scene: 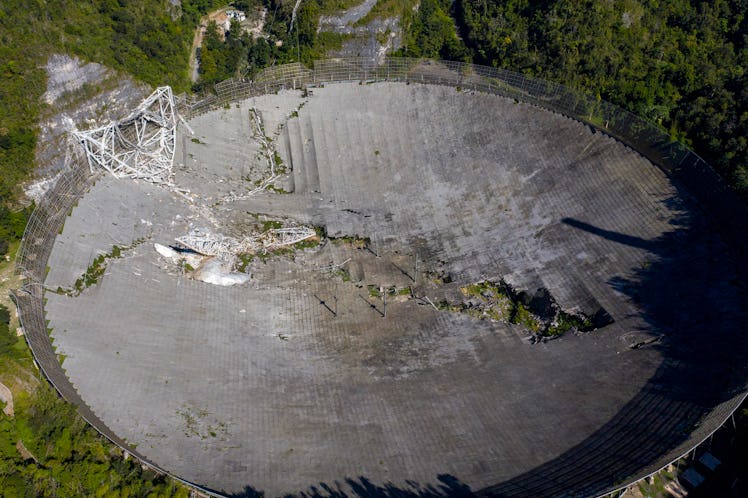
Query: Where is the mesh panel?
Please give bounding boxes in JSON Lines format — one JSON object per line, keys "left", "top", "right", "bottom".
{"left": 15, "top": 57, "right": 748, "bottom": 497}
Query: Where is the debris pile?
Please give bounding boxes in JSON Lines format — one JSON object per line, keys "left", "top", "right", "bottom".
{"left": 155, "top": 225, "right": 317, "bottom": 287}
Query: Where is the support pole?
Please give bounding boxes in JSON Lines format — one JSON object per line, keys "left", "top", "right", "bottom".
{"left": 382, "top": 286, "right": 386, "bottom": 318}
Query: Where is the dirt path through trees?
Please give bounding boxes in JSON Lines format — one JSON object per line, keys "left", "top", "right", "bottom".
{"left": 190, "top": 7, "right": 238, "bottom": 83}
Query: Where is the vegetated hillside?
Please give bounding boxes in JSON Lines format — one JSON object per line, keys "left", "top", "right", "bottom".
{"left": 197, "top": 0, "right": 380, "bottom": 88}
{"left": 200, "top": 0, "right": 464, "bottom": 87}
{"left": 0, "top": 0, "right": 225, "bottom": 256}
{"left": 397, "top": 0, "right": 467, "bottom": 60}
{"left": 453, "top": 0, "right": 748, "bottom": 199}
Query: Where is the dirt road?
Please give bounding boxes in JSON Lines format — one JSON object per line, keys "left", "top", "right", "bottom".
{"left": 189, "top": 7, "right": 236, "bottom": 83}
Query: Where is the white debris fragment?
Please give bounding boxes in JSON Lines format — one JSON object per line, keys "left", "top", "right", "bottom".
{"left": 154, "top": 243, "right": 249, "bottom": 287}
{"left": 175, "top": 225, "right": 316, "bottom": 260}
{"left": 154, "top": 243, "right": 178, "bottom": 259}
{"left": 154, "top": 243, "right": 204, "bottom": 269}
{"left": 193, "top": 258, "right": 250, "bottom": 287}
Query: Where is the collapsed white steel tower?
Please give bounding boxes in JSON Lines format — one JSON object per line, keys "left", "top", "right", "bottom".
{"left": 175, "top": 226, "right": 317, "bottom": 261}
{"left": 73, "top": 86, "right": 177, "bottom": 185}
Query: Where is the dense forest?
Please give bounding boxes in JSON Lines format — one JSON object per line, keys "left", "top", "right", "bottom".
{"left": 398, "top": 0, "right": 467, "bottom": 60}
{"left": 452, "top": 0, "right": 748, "bottom": 199}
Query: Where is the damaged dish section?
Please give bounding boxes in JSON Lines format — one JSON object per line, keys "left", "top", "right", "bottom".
{"left": 154, "top": 242, "right": 250, "bottom": 286}
{"left": 155, "top": 224, "right": 318, "bottom": 287}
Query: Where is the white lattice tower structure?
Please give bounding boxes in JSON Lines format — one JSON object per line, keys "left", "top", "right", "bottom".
{"left": 263, "top": 227, "right": 317, "bottom": 250}
{"left": 73, "top": 87, "right": 177, "bottom": 185}
{"left": 175, "top": 226, "right": 316, "bottom": 260}
{"left": 175, "top": 231, "right": 250, "bottom": 261}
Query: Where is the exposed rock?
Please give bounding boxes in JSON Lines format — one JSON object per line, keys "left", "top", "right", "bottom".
{"left": 30, "top": 54, "right": 151, "bottom": 196}
{"left": 0, "top": 381, "right": 13, "bottom": 417}
{"left": 318, "top": 0, "right": 402, "bottom": 61}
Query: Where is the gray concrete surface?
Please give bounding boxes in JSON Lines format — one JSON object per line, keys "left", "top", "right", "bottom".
{"left": 45, "top": 178, "right": 183, "bottom": 290}
{"left": 176, "top": 91, "right": 306, "bottom": 204}
{"left": 44, "top": 83, "right": 748, "bottom": 497}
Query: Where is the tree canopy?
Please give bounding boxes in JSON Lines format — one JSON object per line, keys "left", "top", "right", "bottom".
{"left": 454, "top": 0, "right": 748, "bottom": 198}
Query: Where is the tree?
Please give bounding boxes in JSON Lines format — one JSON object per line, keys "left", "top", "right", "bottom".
{"left": 403, "top": 0, "right": 468, "bottom": 61}
{"left": 0, "top": 304, "right": 15, "bottom": 355}
{"left": 453, "top": 0, "right": 748, "bottom": 199}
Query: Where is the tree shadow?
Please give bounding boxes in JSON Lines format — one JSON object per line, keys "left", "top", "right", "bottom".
{"left": 228, "top": 475, "right": 474, "bottom": 498}
{"left": 478, "top": 198, "right": 748, "bottom": 496}
{"left": 230, "top": 485, "right": 263, "bottom": 498}
{"left": 292, "top": 475, "right": 473, "bottom": 498}
{"left": 561, "top": 217, "right": 661, "bottom": 252}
